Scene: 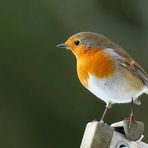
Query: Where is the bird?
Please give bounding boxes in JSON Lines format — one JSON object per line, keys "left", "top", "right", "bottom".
{"left": 57, "top": 32, "right": 148, "bottom": 123}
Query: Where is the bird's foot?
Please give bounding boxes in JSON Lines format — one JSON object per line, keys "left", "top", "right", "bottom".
{"left": 100, "top": 120, "right": 104, "bottom": 124}
{"left": 126, "top": 116, "right": 136, "bottom": 129}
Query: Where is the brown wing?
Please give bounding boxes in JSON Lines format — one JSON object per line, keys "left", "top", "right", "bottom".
{"left": 120, "top": 60, "right": 148, "bottom": 87}
{"left": 98, "top": 34, "right": 148, "bottom": 87}
{"left": 113, "top": 46, "right": 148, "bottom": 87}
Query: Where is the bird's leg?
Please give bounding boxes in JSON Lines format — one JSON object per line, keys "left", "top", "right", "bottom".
{"left": 129, "top": 98, "right": 135, "bottom": 128}
{"left": 100, "top": 102, "right": 112, "bottom": 123}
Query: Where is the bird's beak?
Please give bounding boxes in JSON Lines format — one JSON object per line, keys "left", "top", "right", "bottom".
{"left": 56, "top": 43, "right": 67, "bottom": 49}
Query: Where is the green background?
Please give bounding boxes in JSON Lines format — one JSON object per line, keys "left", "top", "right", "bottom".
{"left": 1, "top": 0, "right": 148, "bottom": 147}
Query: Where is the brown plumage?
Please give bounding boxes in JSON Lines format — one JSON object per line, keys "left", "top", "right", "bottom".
{"left": 57, "top": 32, "right": 148, "bottom": 122}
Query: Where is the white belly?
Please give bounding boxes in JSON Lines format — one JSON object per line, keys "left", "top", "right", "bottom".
{"left": 87, "top": 71, "right": 145, "bottom": 104}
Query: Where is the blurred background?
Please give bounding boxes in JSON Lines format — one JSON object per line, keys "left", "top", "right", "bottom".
{"left": 1, "top": 0, "right": 148, "bottom": 147}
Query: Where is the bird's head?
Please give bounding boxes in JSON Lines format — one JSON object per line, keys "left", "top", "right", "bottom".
{"left": 57, "top": 32, "right": 113, "bottom": 59}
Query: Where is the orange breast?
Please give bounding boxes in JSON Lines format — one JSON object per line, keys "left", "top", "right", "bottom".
{"left": 76, "top": 49, "right": 116, "bottom": 86}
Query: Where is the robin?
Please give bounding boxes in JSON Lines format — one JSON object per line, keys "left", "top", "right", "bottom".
{"left": 57, "top": 32, "right": 148, "bottom": 122}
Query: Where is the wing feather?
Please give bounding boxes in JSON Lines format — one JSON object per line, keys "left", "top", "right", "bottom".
{"left": 102, "top": 37, "right": 148, "bottom": 88}
{"left": 120, "top": 60, "right": 148, "bottom": 87}
{"left": 113, "top": 47, "right": 148, "bottom": 87}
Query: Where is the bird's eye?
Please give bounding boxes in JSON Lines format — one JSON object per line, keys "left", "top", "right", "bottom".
{"left": 74, "top": 40, "right": 80, "bottom": 46}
